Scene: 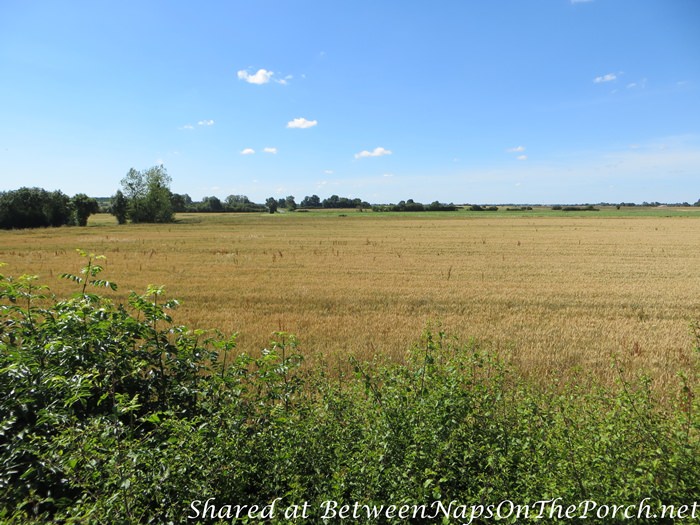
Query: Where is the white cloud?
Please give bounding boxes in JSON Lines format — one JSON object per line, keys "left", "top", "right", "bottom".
{"left": 627, "top": 78, "right": 647, "bottom": 89}
{"left": 517, "top": 155, "right": 528, "bottom": 161}
{"left": 355, "top": 147, "right": 392, "bottom": 159}
{"left": 198, "top": 119, "right": 214, "bottom": 126}
{"left": 323, "top": 169, "right": 334, "bottom": 175}
{"left": 507, "top": 146, "right": 526, "bottom": 153}
{"left": 263, "top": 147, "right": 277, "bottom": 154}
{"left": 240, "top": 148, "right": 255, "bottom": 155}
{"left": 594, "top": 73, "right": 617, "bottom": 83}
{"left": 179, "top": 124, "right": 194, "bottom": 130}
{"left": 287, "top": 117, "right": 318, "bottom": 129}
{"left": 237, "top": 68, "right": 275, "bottom": 85}
{"left": 383, "top": 173, "right": 394, "bottom": 177}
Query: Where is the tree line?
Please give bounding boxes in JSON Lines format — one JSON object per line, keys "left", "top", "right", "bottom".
{"left": 0, "top": 188, "right": 99, "bottom": 229}
{"left": 110, "top": 166, "right": 375, "bottom": 222}
{"left": 372, "top": 199, "right": 457, "bottom": 212}
{"left": 3, "top": 164, "right": 699, "bottom": 229}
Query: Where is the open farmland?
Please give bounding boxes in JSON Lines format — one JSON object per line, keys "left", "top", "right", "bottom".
{"left": 1, "top": 208, "right": 699, "bottom": 391}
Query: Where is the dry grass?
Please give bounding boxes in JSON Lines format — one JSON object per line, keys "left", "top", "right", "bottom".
{"left": 2, "top": 210, "right": 699, "bottom": 392}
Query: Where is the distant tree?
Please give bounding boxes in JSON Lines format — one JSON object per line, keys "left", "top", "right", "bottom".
{"left": 265, "top": 197, "right": 278, "bottom": 214}
{"left": 119, "top": 165, "right": 174, "bottom": 223}
{"left": 285, "top": 195, "right": 297, "bottom": 211}
{"left": 0, "top": 187, "right": 71, "bottom": 229}
{"left": 403, "top": 199, "right": 424, "bottom": 212}
{"left": 300, "top": 195, "right": 321, "bottom": 208}
{"left": 45, "top": 190, "right": 73, "bottom": 226}
{"left": 110, "top": 190, "right": 128, "bottom": 224}
{"left": 225, "top": 195, "right": 251, "bottom": 206}
{"left": 201, "top": 196, "right": 223, "bottom": 212}
{"left": 170, "top": 193, "right": 192, "bottom": 212}
{"left": 322, "top": 195, "right": 340, "bottom": 208}
{"left": 426, "top": 201, "right": 456, "bottom": 211}
{"left": 71, "top": 193, "right": 100, "bottom": 226}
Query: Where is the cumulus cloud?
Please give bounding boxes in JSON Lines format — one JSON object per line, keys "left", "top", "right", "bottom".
{"left": 517, "top": 155, "right": 528, "bottom": 161}
{"left": 198, "top": 119, "right": 214, "bottom": 126}
{"left": 237, "top": 68, "right": 275, "bottom": 85}
{"left": 507, "top": 146, "right": 526, "bottom": 153}
{"left": 240, "top": 148, "right": 255, "bottom": 155}
{"left": 355, "top": 147, "right": 392, "bottom": 159}
{"left": 594, "top": 73, "right": 617, "bottom": 83}
{"left": 287, "top": 117, "right": 318, "bottom": 129}
{"left": 263, "top": 147, "right": 277, "bottom": 154}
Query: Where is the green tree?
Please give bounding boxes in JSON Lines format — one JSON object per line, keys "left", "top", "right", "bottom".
{"left": 225, "top": 194, "right": 251, "bottom": 206}
{"left": 265, "top": 197, "right": 278, "bottom": 214}
{"left": 110, "top": 190, "right": 128, "bottom": 224}
{"left": 0, "top": 187, "right": 71, "bottom": 229}
{"left": 300, "top": 194, "right": 321, "bottom": 208}
{"left": 119, "top": 165, "right": 174, "bottom": 223}
{"left": 170, "top": 193, "right": 192, "bottom": 212}
{"left": 285, "top": 195, "right": 297, "bottom": 211}
{"left": 201, "top": 196, "right": 223, "bottom": 212}
{"left": 71, "top": 193, "right": 100, "bottom": 226}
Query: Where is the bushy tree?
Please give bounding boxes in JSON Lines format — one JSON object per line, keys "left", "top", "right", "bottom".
{"left": 222, "top": 195, "right": 266, "bottom": 212}
{"left": 225, "top": 194, "right": 251, "bottom": 206}
{"left": 300, "top": 194, "right": 321, "bottom": 208}
{"left": 110, "top": 190, "right": 128, "bottom": 224}
{"left": 200, "top": 196, "right": 223, "bottom": 212}
{"left": 265, "top": 197, "right": 278, "bottom": 214}
{"left": 321, "top": 195, "right": 370, "bottom": 209}
{"left": 118, "top": 165, "right": 174, "bottom": 223}
{"left": 170, "top": 193, "right": 192, "bottom": 212}
{"left": 71, "top": 193, "right": 100, "bottom": 226}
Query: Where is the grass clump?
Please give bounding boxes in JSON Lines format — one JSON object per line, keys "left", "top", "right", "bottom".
{"left": 1, "top": 256, "right": 699, "bottom": 523}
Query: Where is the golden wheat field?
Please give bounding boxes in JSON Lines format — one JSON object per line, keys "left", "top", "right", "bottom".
{"left": 2, "top": 209, "right": 699, "bottom": 391}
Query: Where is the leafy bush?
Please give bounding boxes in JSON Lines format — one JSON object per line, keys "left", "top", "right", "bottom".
{"left": 1, "top": 255, "right": 699, "bottom": 523}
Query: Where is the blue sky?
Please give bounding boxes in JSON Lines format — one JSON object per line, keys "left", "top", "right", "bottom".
{"left": 1, "top": 1, "right": 699, "bottom": 204}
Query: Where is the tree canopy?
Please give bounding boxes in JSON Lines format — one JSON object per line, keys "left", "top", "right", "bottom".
{"left": 0, "top": 188, "right": 99, "bottom": 229}
{"left": 114, "top": 165, "right": 174, "bottom": 223}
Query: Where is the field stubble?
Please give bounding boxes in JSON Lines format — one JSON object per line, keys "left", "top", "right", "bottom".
{"left": 2, "top": 211, "right": 699, "bottom": 392}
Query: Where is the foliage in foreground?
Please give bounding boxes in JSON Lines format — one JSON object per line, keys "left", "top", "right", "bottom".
{"left": 0, "top": 255, "right": 699, "bottom": 523}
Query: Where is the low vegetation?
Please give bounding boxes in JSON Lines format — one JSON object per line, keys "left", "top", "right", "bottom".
{"left": 1, "top": 254, "right": 699, "bottom": 523}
